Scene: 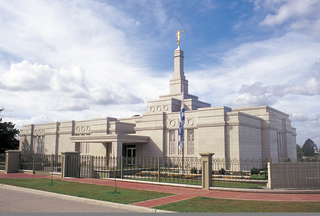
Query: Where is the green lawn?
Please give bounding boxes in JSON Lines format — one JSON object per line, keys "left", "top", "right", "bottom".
{"left": 154, "top": 196, "right": 320, "bottom": 212}
{"left": 0, "top": 178, "right": 172, "bottom": 204}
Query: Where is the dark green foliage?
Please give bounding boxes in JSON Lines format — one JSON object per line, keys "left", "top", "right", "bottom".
{"left": 0, "top": 109, "right": 20, "bottom": 153}
{"left": 285, "top": 158, "right": 291, "bottom": 162}
{"left": 297, "top": 144, "right": 303, "bottom": 161}
{"left": 190, "top": 167, "right": 197, "bottom": 174}
{"left": 302, "top": 139, "right": 316, "bottom": 156}
{"left": 251, "top": 167, "right": 258, "bottom": 175}
{"left": 219, "top": 168, "right": 226, "bottom": 175}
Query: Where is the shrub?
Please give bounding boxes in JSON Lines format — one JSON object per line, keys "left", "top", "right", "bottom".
{"left": 219, "top": 168, "right": 226, "bottom": 175}
{"left": 190, "top": 167, "right": 197, "bottom": 174}
{"left": 285, "top": 158, "right": 291, "bottom": 162}
{"left": 251, "top": 167, "right": 258, "bottom": 175}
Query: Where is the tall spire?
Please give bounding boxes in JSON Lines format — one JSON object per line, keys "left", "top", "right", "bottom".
{"left": 170, "top": 48, "right": 188, "bottom": 95}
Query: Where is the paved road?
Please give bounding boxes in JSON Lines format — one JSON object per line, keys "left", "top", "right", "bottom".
{"left": 0, "top": 184, "right": 156, "bottom": 213}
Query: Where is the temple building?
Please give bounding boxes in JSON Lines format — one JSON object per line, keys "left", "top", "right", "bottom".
{"left": 19, "top": 46, "right": 298, "bottom": 162}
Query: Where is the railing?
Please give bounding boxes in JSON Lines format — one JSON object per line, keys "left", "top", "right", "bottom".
{"left": 20, "top": 154, "right": 62, "bottom": 174}
{"left": 211, "top": 158, "right": 269, "bottom": 188}
{"left": 0, "top": 153, "right": 5, "bottom": 171}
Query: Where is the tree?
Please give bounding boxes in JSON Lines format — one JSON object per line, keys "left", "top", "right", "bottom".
{"left": 302, "top": 138, "right": 316, "bottom": 157}
{"left": 296, "top": 144, "right": 303, "bottom": 161}
{"left": 0, "top": 109, "right": 20, "bottom": 153}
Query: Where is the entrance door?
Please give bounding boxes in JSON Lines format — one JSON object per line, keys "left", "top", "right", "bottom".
{"left": 125, "top": 145, "right": 136, "bottom": 165}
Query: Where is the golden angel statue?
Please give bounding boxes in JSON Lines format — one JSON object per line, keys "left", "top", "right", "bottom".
{"left": 176, "top": 30, "right": 186, "bottom": 46}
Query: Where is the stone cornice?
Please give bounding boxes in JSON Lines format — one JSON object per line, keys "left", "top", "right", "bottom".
{"left": 197, "top": 123, "right": 225, "bottom": 127}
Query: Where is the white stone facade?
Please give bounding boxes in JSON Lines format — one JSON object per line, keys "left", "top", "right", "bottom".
{"left": 19, "top": 47, "right": 297, "bottom": 162}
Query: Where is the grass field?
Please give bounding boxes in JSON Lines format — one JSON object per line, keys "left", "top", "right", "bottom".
{"left": 154, "top": 196, "right": 320, "bottom": 212}
{"left": 1, "top": 178, "right": 319, "bottom": 212}
{"left": 0, "top": 178, "right": 172, "bottom": 204}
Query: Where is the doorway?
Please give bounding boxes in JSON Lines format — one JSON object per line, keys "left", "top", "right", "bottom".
{"left": 123, "top": 144, "right": 136, "bottom": 165}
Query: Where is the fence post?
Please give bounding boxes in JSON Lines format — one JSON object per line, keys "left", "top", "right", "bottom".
{"left": 199, "top": 153, "right": 214, "bottom": 190}
{"left": 90, "top": 156, "right": 94, "bottom": 178}
{"left": 51, "top": 154, "right": 54, "bottom": 173}
{"left": 267, "top": 158, "right": 273, "bottom": 190}
{"left": 158, "top": 157, "right": 160, "bottom": 182}
{"left": 5, "top": 150, "right": 22, "bottom": 173}
{"left": 61, "top": 152, "right": 80, "bottom": 178}
{"left": 120, "top": 156, "right": 123, "bottom": 179}
{"left": 33, "top": 154, "right": 35, "bottom": 174}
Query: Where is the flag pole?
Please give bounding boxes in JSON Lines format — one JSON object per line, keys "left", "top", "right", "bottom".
{"left": 181, "top": 82, "right": 185, "bottom": 173}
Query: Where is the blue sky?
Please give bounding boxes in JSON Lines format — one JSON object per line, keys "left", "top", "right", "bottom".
{"left": 1, "top": 0, "right": 320, "bottom": 147}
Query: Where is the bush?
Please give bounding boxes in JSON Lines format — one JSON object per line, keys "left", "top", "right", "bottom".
{"left": 251, "top": 167, "right": 259, "bottom": 175}
{"left": 190, "top": 167, "right": 197, "bottom": 174}
{"left": 219, "top": 168, "right": 226, "bottom": 175}
{"left": 285, "top": 158, "right": 291, "bottom": 162}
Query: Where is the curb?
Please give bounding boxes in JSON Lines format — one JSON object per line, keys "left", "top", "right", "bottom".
{"left": 208, "top": 186, "right": 320, "bottom": 194}
{"left": 0, "top": 183, "right": 174, "bottom": 213}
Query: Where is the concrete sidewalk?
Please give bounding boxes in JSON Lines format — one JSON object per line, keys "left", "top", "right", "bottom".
{"left": 0, "top": 184, "right": 163, "bottom": 213}
{"left": 1, "top": 172, "right": 320, "bottom": 210}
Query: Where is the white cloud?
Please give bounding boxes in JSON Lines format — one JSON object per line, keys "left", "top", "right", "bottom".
{"left": 0, "top": 60, "right": 51, "bottom": 91}
{"left": 230, "top": 82, "right": 276, "bottom": 107}
{"left": 258, "top": 0, "right": 320, "bottom": 36}
{"left": 14, "top": 115, "right": 55, "bottom": 129}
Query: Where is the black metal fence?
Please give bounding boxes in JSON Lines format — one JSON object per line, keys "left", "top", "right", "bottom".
{"left": 78, "top": 156, "right": 202, "bottom": 186}
{"left": 20, "top": 154, "right": 62, "bottom": 174}
{"left": 18, "top": 154, "right": 268, "bottom": 188}
{"left": 211, "top": 158, "right": 269, "bottom": 188}
{"left": 0, "top": 153, "right": 5, "bottom": 170}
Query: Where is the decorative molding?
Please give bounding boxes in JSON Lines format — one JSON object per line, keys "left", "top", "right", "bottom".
{"left": 169, "top": 119, "right": 176, "bottom": 127}
{"left": 75, "top": 125, "right": 91, "bottom": 134}
{"left": 34, "top": 129, "right": 45, "bottom": 136}
{"left": 148, "top": 105, "right": 169, "bottom": 113}
{"left": 187, "top": 118, "right": 194, "bottom": 126}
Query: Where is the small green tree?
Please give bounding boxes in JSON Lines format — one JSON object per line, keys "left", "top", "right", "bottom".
{"left": 296, "top": 144, "right": 303, "bottom": 161}
{"left": 302, "top": 139, "right": 315, "bottom": 157}
{"left": 0, "top": 109, "right": 20, "bottom": 153}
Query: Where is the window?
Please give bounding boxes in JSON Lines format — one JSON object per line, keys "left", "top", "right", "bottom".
{"left": 187, "top": 129, "right": 194, "bottom": 155}
{"left": 169, "top": 130, "right": 175, "bottom": 155}
{"left": 34, "top": 136, "right": 45, "bottom": 154}
{"left": 277, "top": 132, "right": 283, "bottom": 155}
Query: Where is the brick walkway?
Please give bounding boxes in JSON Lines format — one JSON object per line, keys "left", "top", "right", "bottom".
{"left": 1, "top": 172, "right": 320, "bottom": 208}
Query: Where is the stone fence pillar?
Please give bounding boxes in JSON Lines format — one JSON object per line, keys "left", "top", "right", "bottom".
{"left": 199, "top": 152, "right": 214, "bottom": 190}
{"left": 5, "top": 150, "right": 22, "bottom": 173}
{"left": 267, "top": 158, "right": 273, "bottom": 190}
{"left": 61, "top": 152, "right": 80, "bottom": 178}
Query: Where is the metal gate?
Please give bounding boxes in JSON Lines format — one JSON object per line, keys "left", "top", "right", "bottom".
{"left": 20, "top": 154, "right": 62, "bottom": 176}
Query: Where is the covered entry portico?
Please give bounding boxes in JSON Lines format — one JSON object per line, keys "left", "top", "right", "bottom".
{"left": 70, "top": 134, "right": 149, "bottom": 157}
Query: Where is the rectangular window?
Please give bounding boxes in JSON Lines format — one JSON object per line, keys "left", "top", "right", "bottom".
{"left": 169, "top": 130, "right": 175, "bottom": 155}
{"left": 187, "top": 129, "right": 194, "bottom": 155}
{"left": 34, "top": 136, "right": 45, "bottom": 154}
{"left": 277, "top": 132, "right": 283, "bottom": 155}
